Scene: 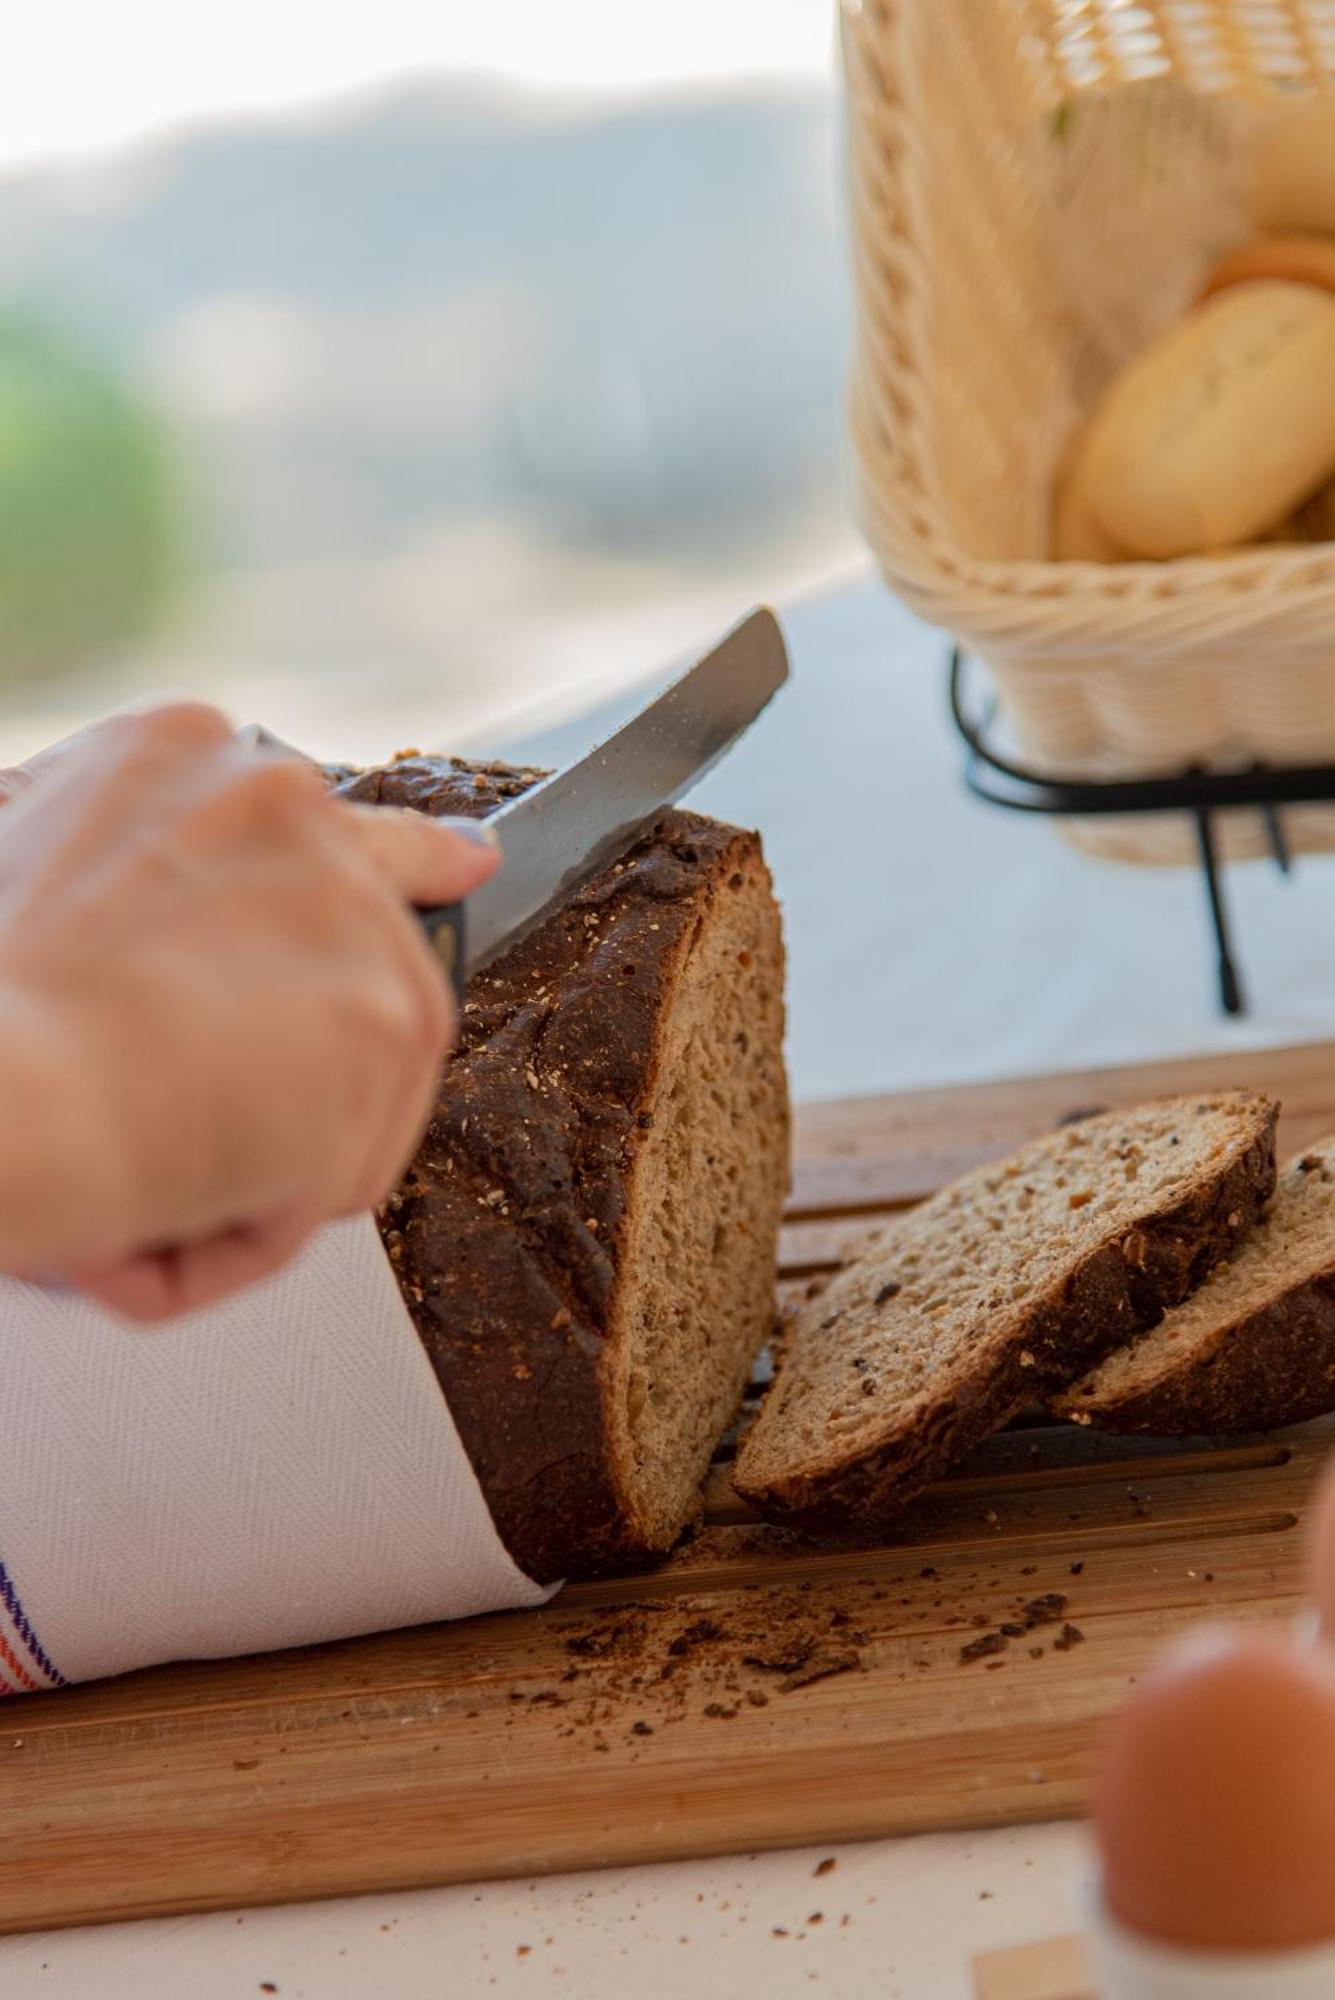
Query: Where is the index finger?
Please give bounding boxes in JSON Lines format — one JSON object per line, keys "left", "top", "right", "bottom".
{"left": 72, "top": 1210, "right": 316, "bottom": 1322}
{"left": 337, "top": 801, "right": 501, "bottom": 907}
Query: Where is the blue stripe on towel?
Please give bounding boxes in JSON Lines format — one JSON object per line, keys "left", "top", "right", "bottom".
{"left": 0, "top": 1560, "right": 64, "bottom": 1685}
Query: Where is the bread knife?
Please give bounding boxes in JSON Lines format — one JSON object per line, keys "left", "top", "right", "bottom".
{"left": 423, "top": 606, "right": 788, "bottom": 1002}
{"left": 240, "top": 607, "right": 788, "bottom": 1005}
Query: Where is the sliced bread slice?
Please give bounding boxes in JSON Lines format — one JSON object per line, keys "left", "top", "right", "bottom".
{"left": 733, "top": 1093, "right": 1278, "bottom": 1530}
{"left": 1054, "top": 1141, "right": 1335, "bottom": 1435}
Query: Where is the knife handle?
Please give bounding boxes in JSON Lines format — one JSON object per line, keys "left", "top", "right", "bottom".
{"left": 417, "top": 903, "right": 467, "bottom": 1010}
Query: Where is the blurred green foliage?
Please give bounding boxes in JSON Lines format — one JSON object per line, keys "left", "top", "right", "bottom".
{"left": 0, "top": 315, "right": 178, "bottom": 681}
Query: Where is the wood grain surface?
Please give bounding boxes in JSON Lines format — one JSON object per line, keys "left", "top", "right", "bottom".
{"left": 6, "top": 1041, "right": 1334, "bottom": 1934}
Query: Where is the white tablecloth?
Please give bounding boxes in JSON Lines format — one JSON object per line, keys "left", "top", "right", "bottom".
{"left": 7, "top": 569, "right": 1333, "bottom": 1997}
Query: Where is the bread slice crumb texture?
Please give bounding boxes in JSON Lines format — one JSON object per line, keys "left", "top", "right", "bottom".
{"left": 734, "top": 1092, "right": 1277, "bottom": 1529}
{"left": 1055, "top": 1139, "right": 1335, "bottom": 1435}
{"left": 610, "top": 843, "right": 789, "bottom": 1553}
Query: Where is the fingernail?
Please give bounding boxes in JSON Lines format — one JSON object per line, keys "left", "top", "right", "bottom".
{"left": 440, "top": 816, "right": 500, "bottom": 849}
{"left": 236, "top": 722, "right": 319, "bottom": 767}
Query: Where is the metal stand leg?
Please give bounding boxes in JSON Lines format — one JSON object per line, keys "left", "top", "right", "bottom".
{"left": 1261, "top": 802, "right": 1293, "bottom": 877}
{"left": 1194, "top": 809, "right": 1244, "bottom": 1017}
{"left": 947, "top": 649, "right": 1335, "bottom": 1021}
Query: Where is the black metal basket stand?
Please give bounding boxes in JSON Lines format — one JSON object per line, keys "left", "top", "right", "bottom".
{"left": 948, "top": 645, "right": 1335, "bottom": 1018}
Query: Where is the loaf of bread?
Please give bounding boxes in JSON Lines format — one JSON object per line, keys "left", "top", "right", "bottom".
{"left": 1297, "top": 476, "right": 1335, "bottom": 544}
{"left": 335, "top": 755, "right": 790, "bottom": 1581}
{"left": 1253, "top": 100, "right": 1335, "bottom": 236}
{"left": 733, "top": 1095, "right": 1277, "bottom": 1531}
{"left": 1052, "top": 460, "right": 1126, "bottom": 563}
{"left": 1055, "top": 1141, "right": 1335, "bottom": 1437}
{"left": 1069, "top": 281, "right": 1335, "bottom": 559}
{"left": 1200, "top": 234, "right": 1335, "bottom": 304}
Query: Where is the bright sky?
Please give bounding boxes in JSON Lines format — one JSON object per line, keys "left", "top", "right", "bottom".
{"left": 0, "top": 2, "right": 834, "bottom": 174}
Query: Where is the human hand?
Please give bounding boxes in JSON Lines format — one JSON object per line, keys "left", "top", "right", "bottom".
{"left": 0, "top": 704, "right": 498, "bottom": 1319}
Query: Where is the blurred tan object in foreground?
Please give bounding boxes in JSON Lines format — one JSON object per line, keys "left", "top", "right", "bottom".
{"left": 972, "top": 1933, "right": 1095, "bottom": 1998}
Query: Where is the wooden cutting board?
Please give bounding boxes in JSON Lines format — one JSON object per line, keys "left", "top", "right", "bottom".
{"left": 7, "top": 1039, "right": 1335, "bottom": 1935}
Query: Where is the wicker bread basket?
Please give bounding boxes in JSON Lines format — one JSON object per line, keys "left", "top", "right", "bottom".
{"left": 844, "top": 0, "right": 1335, "bottom": 861}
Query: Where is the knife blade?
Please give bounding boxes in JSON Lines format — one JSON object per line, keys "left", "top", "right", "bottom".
{"left": 421, "top": 606, "right": 788, "bottom": 1001}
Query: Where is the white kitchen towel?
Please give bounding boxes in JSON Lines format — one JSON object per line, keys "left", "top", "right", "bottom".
{"left": 0, "top": 1216, "right": 555, "bottom": 1694}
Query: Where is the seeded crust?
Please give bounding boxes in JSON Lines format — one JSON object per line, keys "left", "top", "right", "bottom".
{"left": 334, "top": 755, "right": 790, "bottom": 1583}
{"left": 734, "top": 1093, "right": 1278, "bottom": 1532}
{"left": 1055, "top": 1140, "right": 1335, "bottom": 1435}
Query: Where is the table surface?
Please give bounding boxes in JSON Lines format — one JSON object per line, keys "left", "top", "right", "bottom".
{"left": 8, "top": 570, "right": 1335, "bottom": 1996}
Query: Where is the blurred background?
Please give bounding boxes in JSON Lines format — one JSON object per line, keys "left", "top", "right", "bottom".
{"left": 0, "top": 0, "right": 855, "bottom": 766}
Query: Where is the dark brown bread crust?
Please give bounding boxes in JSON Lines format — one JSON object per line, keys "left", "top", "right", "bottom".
{"left": 738, "top": 1098, "right": 1278, "bottom": 1531}
{"left": 1060, "top": 1268, "right": 1335, "bottom": 1435}
{"left": 335, "top": 754, "right": 768, "bottom": 1582}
